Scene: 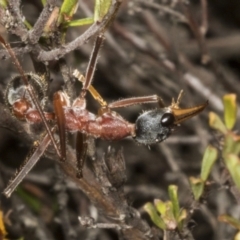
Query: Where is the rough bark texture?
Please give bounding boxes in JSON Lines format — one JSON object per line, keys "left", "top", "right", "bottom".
{"left": 0, "top": 1, "right": 240, "bottom": 240}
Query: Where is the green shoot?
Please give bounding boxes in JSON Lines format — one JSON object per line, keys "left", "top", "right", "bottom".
{"left": 144, "top": 185, "right": 187, "bottom": 231}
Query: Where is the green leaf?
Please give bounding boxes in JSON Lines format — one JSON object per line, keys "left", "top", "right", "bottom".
{"left": 200, "top": 145, "right": 218, "bottom": 181}
{"left": 66, "top": 18, "right": 94, "bottom": 27}
{"left": 168, "top": 185, "right": 180, "bottom": 220}
{"left": 155, "top": 200, "right": 174, "bottom": 223}
{"left": 164, "top": 201, "right": 174, "bottom": 219}
{"left": 178, "top": 209, "right": 187, "bottom": 223}
{"left": 223, "top": 94, "right": 237, "bottom": 130}
{"left": 224, "top": 154, "right": 240, "bottom": 189}
{"left": 154, "top": 199, "right": 167, "bottom": 215}
{"left": 59, "top": 0, "right": 78, "bottom": 25}
{"left": 209, "top": 112, "right": 227, "bottom": 134}
{"left": 218, "top": 214, "right": 240, "bottom": 230}
{"left": 163, "top": 201, "right": 177, "bottom": 230}
{"left": 60, "top": 0, "right": 78, "bottom": 15}
{"left": 94, "top": 0, "right": 112, "bottom": 22}
{"left": 16, "top": 188, "right": 42, "bottom": 212}
{"left": 223, "top": 133, "right": 240, "bottom": 157}
{"left": 154, "top": 199, "right": 178, "bottom": 230}
{"left": 177, "top": 209, "right": 187, "bottom": 230}
{"left": 234, "top": 141, "right": 240, "bottom": 156}
{"left": 41, "top": 0, "right": 47, "bottom": 6}
{"left": 0, "top": 0, "right": 7, "bottom": 8}
{"left": 189, "top": 177, "right": 205, "bottom": 200}
{"left": 24, "top": 20, "right": 32, "bottom": 30}
{"left": 144, "top": 202, "right": 166, "bottom": 230}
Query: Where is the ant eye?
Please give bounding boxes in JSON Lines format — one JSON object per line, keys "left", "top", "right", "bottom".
{"left": 161, "top": 112, "right": 175, "bottom": 127}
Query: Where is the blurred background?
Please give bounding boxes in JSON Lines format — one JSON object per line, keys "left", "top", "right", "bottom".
{"left": 0, "top": 0, "right": 240, "bottom": 239}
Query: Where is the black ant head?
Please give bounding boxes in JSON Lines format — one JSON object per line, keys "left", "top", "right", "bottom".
{"left": 134, "top": 101, "right": 208, "bottom": 145}
{"left": 134, "top": 109, "right": 174, "bottom": 145}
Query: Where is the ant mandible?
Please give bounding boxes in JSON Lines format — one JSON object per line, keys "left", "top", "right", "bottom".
{"left": 1, "top": 33, "right": 207, "bottom": 197}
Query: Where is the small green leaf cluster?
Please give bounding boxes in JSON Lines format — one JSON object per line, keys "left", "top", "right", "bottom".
{"left": 189, "top": 145, "right": 218, "bottom": 200}
{"left": 189, "top": 94, "right": 239, "bottom": 201}
{"left": 0, "top": 0, "right": 7, "bottom": 8}
{"left": 208, "top": 94, "right": 240, "bottom": 238}
{"left": 58, "top": 0, "right": 112, "bottom": 28}
{"left": 144, "top": 185, "right": 187, "bottom": 231}
{"left": 1, "top": 0, "right": 111, "bottom": 32}
{"left": 209, "top": 94, "right": 240, "bottom": 189}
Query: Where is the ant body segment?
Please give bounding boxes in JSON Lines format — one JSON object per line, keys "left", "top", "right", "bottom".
{"left": 5, "top": 73, "right": 54, "bottom": 122}
{"left": 1, "top": 33, "right": 207, "bottom": 197}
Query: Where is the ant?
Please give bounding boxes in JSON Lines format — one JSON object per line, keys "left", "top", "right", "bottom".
{"left": 1, "top": 33, "right": 208, "bottom": 198}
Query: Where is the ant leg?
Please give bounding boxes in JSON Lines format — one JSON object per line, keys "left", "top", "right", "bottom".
{"left": 108, "top": 95, "right": 166, "bottom": 109}
{"left": 73, "top": 34, "right": 168, "bottom": 110}
{"left": 73, "top": 34, "right": 105, "bottom": 178}
{"left": 73, "top": 69, "right": 107, "bottom": 107}
{"left": 0, "top": 35, "right": 61, "bottom": 159}
{"left": 79, "top": 34, "right": 104, "bottom": 98}
{"left": 53, "top": 91, "right": 70, "bottom": 161}
{"left": 74, "top": 69, "right": 166, "bottom": 109}
{"left": 3, "top": 127, "right": 56, "bottom": 198}
{"left": 76, "top": 132, "right": 88, "bottom": 178}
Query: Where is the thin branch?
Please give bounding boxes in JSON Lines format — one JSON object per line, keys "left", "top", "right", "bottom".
{"left": 0, "top": 46, "right": 32, "bottom": 60}
{"left": 135, "top": 0, "right": 188, "bottom": 23}
{"left": 200, "top": 0, "right": 208, "bottom": 36}
{"left": 181, "top": 3, "right": 210, "bottom": 64}
{"left": 7, "top": 0, "right": 29, "bottom": 39}
{"left": 183, "top": 72, "right": 223, "bottom": 111}
{"left": 56, "top": 147, "right": 152, "bottom": 240}
{"left": 37, "top": 0, "right": 122, "bottom": 61}
{"left": 28, "top": 0, "right": 58, "bottom": 44}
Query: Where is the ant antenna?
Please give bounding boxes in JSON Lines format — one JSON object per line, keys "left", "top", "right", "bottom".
{"left": 171, "top": 90, "right": 184, "bottom": 109}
